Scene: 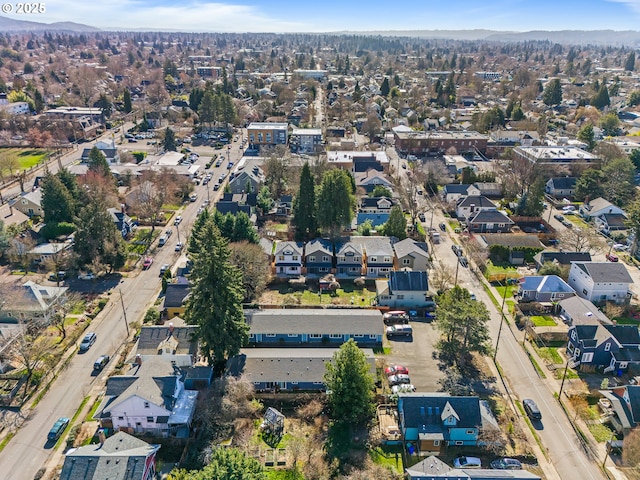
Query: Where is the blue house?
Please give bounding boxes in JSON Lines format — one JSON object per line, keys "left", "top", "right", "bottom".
{"left": 107, "top": 207, "right": 135, "bottom": 238}
{"left": 226, "top": 348, "right": 375, "bottom": 393}
{"left": 397, "top": 393, "right": 498, "bottom": 456}
{"left": 568, "top": 322, "right": 640, "bottom": 373}
{"left": 246, "top": 309, "right": 384, "bottom": 348}
{"left": 517, "top": 275, "right": 575, "bottom": 304}
{"left": 304, "top": 239, "right": 333, "bottom": 276}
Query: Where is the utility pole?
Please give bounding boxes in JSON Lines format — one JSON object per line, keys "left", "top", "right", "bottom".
{"left": 493, "top": 281, "right": 509, "bottom": 362}
{"left": 454, "top": 255, "right": 460, "bottom": 286}
{"left": 558, "top": 359, "right": 570, "bottom": 400}
{"left": 119, "top": 289, "right": 130, "bottom": 337}
{"left": 176, "top": 225, "right": 181, "bottom": 244}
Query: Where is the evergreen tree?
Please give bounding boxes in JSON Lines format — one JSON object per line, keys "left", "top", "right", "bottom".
{"left": 184, "top": 217, "right": 247, "bottom": 364}
{"left": 163, "top": 127, "right": 177, "bottom": 151}
{"left": 382, "top": 205, "right": 407, "bottom": 240}
{"left": 625, "top": 51, "right": 636, "bottom": 72}
{"left": 591, "top": 84, "right": 611, "bottom": 110}
{"left": 602, "top": 157, "right": 636, "bottom": 207}
{"left": 293, "top": 163, "right": 316, "bottom": 239}
{"left": 168, "top": 448, "right": 265, "bottom": 480}
{"left": 316, "top": 169, "right": 355, "bottom": 238}
{"left": 542, "top": 78, "right": 562, "bottom": 106}
{"left": 577, "top": 123, "right": 596, "bottom": 150}
{"left": 630, "top": 149, "right": 640, "bottom": 170}
{"left": 380, "top": 77, "right": 390, "bottom": 97}
{"left": 123, "top": 89, "right": 132, "bottom": 113}
{"left": 231, "top": 211, "right": 259, "bottom": 243}
{"left": 41, "top": 173, "right": 75, "bottom": 224}
{"left": 574, "top": 169, "right": 605, "bottom": 201}
{"left": 629, "top": 91, "right": 640, "bottom": 107}
{"left": 324, "top": 339, "right": 375, "bottom": 427}
{"left": 87, "top": 147, "right": 112, "bottom": 178}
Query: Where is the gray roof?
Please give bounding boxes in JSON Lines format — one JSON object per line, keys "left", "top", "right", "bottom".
{"left": 352, "top": 236, "right": 393, "bottom": 257}
{"left": 336, "top": 240, "right": 363, "bottom": 256}
{"left": 226, "top": 348, "right": 375, "bottom": 384}
{"left": 559, "top": 296, "right": 611, "bottom": 325}
{"left": 60, "top": 432, "right": 159, "bottom": 480}
{"left": 399, "top": 392, "right": 482, "bottom": 430}
{"left": 482, "top": 234, "right": 541, "bottom": 249}
{"left": 549, "top": 177, "right": 577, "bottom": 190}
{"left": 274, "top": 241, "right": 303, "bottom": 256}
{"left": 305, "top": 239, "right": 333, "bottom": 257}
{"left": 535, "top": 251, "right": 591, "bottom": 265}
{"left": 163, "top": 284, "right": 190, "bottom": 308}
{"left": 519, "top": 275, "right": 574, "bottom": 294}
{"left": 389, "top": 271, "right": 429, "bottom": 292}
{"left": 573, "top": 262, "right": 634, "bottom": 284}
{"left": 600, "top": 386, "right": 640, "bottom": 430}
{"left": 469, "top": 210, "right": 513, "bottom": 224}
{"left": 136, "top": 324, "right": 197, "bottom": 356}
{"left": 247, "top": 309, "right": 383, "bottom": 336}
{"left": 457, "top": 195, "right": 496, "bottom": 209}
{"left": 443, "top": 184, "right": 472, "bottom": 194}
{"left": 393, "top": 238, "right": 429, "bottom": 260}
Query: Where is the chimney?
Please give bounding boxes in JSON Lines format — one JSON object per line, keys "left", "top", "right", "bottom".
{"left": 121, "top": 203, "right": 125, "bottom": 214}
{"left": 169, "top": 322, "right": 174, "bottom": 334}
{"left": 135, "top": 354, "right": 142, "bottom": 366}
{"left": 98, "top": 429, "right": 106, "bottom": 446}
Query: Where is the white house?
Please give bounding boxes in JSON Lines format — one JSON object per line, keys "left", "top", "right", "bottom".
{"left": 455, "top": 195, "right": 497, "bottom": 221}
{"left": 376, "top": 271, "right": 435, "bottom": 310}
{"left": 274, "top": 241, "right": 304, "bottom": 277}
{"left": 579, "top": 197, "right": 625, "bottom": 220}
{"left": 442, "top": 184, "right": 481, "bottom": 204}
{"left": 567, "top": 262, "right": 634, "bottom": 304}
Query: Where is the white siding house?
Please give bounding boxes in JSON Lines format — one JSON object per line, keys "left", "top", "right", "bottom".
{"left": 567, "top": 262, "right": 633, "bottom": 304}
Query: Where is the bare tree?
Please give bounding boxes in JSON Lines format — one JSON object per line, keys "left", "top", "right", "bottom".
{"left": 559, "top": 227, "right": 604, "bottom": 254}
{"left": 263, "top": 145, "right": 291, "bottom": 199}
{"left": 11, "top": 332, "right": 55, "bottom": 396}
{"left": 0, "top": 150, "right": 18, "bottom": 182}
{"left": 228, "top": 241, "right": 271, "bottom": 302}
{"left": 130, "top": 171, "right": 168, "bottom": 237}
{"left": 430, "top": 260, "right": 454, "bottom": 293}
{"left": 8, "top": 237, "right": 36, "bottom": 274}
{"left": 51, "top": 292, "right": 84, "bottom": 341}
{"left": 623, "top": 427, "right": 640, "bottom": 467}
{"left": 476, "top": 424, "right": 507, "bottom": 456}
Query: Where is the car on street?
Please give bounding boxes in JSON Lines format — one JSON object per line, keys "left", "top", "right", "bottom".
{"left": 490, "top": 458, "right": 522, "bottom": 470}
{"left": 553, "top": 214, "right": 565, "bottom": 222}
{"left": 79, "top": 332, "right": 97, "bottom": 352}
{"left": 391, "top": 384, "right": 416, "bottom": 394}
{"left": 387, "top": 374, "right": 411, "bottom": 386}
{"left": 189, "top": 193, "right": 198, "bottom": 202}
{"left": 383, "top": 311, "right": 409, "bottom": 325}
{"left": 174, "top": 215, "right": 182, "bottom": 226}
{"left": 78, "top": 272, "right": 95, "bottom": 280}
{"left": 385, "top": 365, "right": 409, "bottom": 376}
{"left": 606, "top": 253, "right": 619, "bottom": 262}
{"left": 523, "top": 398, "right": 542, "bottom": 420}
{"left": 561, "top": 220, "right": 573, "bottom": 228}
{"left": 418, "top": 212, "right": 426, "bottom": 222}
{"left": 451, "top": 244, "right": 463, "bottom": 257}
{"left": 47, "top": 417, "right": 70, "bottom": 441}
{"left": 49, "top": 271, "right": 66, "bottom": 282}
{"left": 227, "top": 161, "right": 234, "bottom": 169}
{"left": 613, "top": 243, "right": 629, "bottom": 251}
{"left": 439, "top": 223, "right": 446, "bottom": 232}
{"left": 386, "top": 324, "right": 413, "bottom": 338}
{"left": 196, "top": 207, "right": 204, "bottom": 215}
{"left": 213, "top": 183, "right": 221, "bottom": 191}
{"left": 143, "top": 257, "right": 153, "bottom": 269}
{"left": 454, "top": 456, "right": 482, "bottom": 469}
{"left": 175, "top": 242, "right": 184, "bottom": 252}
{"left": 93, "top": 355, "right": 110, "bottom": 371}
{"left": 459, "top": 256, "right": 469, "bottom": 268}
{"left": 219, "top": 173, "right": 227, "bottom": 181}
{"left": 160, "top": 264, "right": 170, "bottom": 276}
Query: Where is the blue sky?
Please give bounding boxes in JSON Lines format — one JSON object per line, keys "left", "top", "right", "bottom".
{"left": 5, "top": 0, "right": 640, "bottom": 32}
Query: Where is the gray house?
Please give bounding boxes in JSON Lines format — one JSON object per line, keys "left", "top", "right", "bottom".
{"left": 335, "top": 240, "right": 364, "bottom": 277}
{"left": 246, "top": 309, "right": 384, "bottom": 348}
{"left": 467, "top": 210, "right": 514, "bottom": 233}
{"left": 517, "top": 275, "right": 575, "bottom": 304}
{"left": 354, "top": 236, "right": 395, "bottom": 278}
{"left": 545, "top": 177, "right": 577, "bottom": 197}
{"left": 406, "top": 456, "right": 541, "bottom": 480}
{"left": 304, "top": 239, "right": 334, "bottom": 276}
{"left": 226, "top": 348, "right": 375, "bottom": 392}
{"left": 228, "top": 165, "right": 264, "bottom": 194}
{"left": 534, "top": 251, "right": 592, "bottom": 270}
{"left": 393, "top": 238, "right": 429, "bottom": 272}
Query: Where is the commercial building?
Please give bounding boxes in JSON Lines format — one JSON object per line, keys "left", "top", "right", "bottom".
{"left": 247, "top": 122, "right": 288, "bottom": 150}
{"left": 393, "top": 130, "right": 488, "bottom": 156}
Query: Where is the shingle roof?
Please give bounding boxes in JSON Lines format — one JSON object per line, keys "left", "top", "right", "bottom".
{"left": 274, "top": 241, "right": 303, "bottom": 256}
{"left": 163, "top": 284, "right": 190, "bottom": 308}
{"left": 247, "top": 309, "right": 383, "bottom": 336}
{"left": 352, "top": 236, "right": 393, "bottom": 257}
{"left": 550, "top": 177, "right": 577, "bottom": 190}
{"left": 393, "top": 238, "right": 429, "bottom": 260}
{"left": 481, "top": 233, "right": 540, "bottom": 248}
{"left": 601, "top": 213, "right": 627, "bottom": 227}
{"left": 389, "top": 271, "right": 429, "bottom": 292}
{"left": 536, "top": 251, "right": 591, "bottom": 265}
{"left": 136, "top": 324, "right": 198, "bottom": 356}
{"left": 457, "top": 195, "right": 496, "bottom": 208}
{"left": 559, "top": 296, "right": 611, "bottom": 325}
{"left": 305, "top": 239, "right": 332, "bottom": 257}
{"left": 360, "top": 196, "right": 393, "bottom": 209}
{"left": 604, "top": 325, "right": 640, "bottom": 347}
{"left": 336, "top": 240, "right": 363, "bottom": 256}
{"left": 443, "top": 184, "right": 472, "bottom": 194}
{"left": 59, "top": 432, "right": 159, "bottom": 480}
{"left": 469, "top": 210, "right": 513, "bottom": 224}
{"left": 573, "top": 262, "right": 633, "bottom": 284}
{"left": 398, "top": 393, "right": 482, "bottom": 430}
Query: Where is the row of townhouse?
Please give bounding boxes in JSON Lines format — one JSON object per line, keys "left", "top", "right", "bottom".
{"left": 272, "top": 236, "right": 430, "bottom": 279}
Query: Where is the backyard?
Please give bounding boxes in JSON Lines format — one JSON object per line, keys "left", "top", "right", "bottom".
{"left": 485, "top": 261, "right": 520, "bottom": 282}
{"left": 529, "top": 315, "right": 557, "bottom": 327}
{"left": 259, "top": 282, "right": 377, "bottom": 307}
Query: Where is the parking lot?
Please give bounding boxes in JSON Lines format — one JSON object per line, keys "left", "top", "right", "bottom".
{"left": 383, "top": 319, "right": 444, "bottom": 392}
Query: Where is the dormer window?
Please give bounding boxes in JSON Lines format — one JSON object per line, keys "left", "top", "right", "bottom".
{"left": 604, "top": 342, "right": 611, "bottom": 351}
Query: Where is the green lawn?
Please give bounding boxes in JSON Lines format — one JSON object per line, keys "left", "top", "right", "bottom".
{"left": 485, "top": 261, "right": 520, "bottom": 282}
{"left": 495, "top": 284, "right": 517, "bottom": 300}
{"left": 536, "top": 346, "right": 563, "bottom": 364}
{"left": 530, "top": 315, "right": 557, "bottom": 327}
{"left": 613, "top": 317, "right": 640, "bottom": 325}
{"left": 588, "top": 422, "right": 616, "bottom": 443}
{"left": 370, "top": 445, "right": 404, "bottom": 473}
{"left": 278, "top": 286, "right": 377, "bottom": 307}
{"left": 566, "top": 215, "right": 589, "bottom": 229}
{"left": 0, "top": 148, "right": 50, "bottom": 174}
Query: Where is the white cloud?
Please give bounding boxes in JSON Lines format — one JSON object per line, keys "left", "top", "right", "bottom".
{"left": 6, "top": 0, "right": 309, "bottom": 32}
{"left": 607, "top": 0, "right": 640, "bottom": 14}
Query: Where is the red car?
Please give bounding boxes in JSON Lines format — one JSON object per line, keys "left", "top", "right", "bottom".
{"left": 142, "top": 257, "right": 153, "bottom": 269}
{"left": 385, "top": 365, "right": 409, "bottom": 376}
{"left": 606, "top": 253, "right": 619, "bottom": 262}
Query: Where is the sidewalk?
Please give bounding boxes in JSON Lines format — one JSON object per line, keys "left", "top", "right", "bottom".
{"left": 482, "top": 276, "right": 627, "bottom": 480}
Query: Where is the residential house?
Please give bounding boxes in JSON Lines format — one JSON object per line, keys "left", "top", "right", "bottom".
{"left": 442, "top": 184, "right": 480, "bottom": 204}
{"left": 214, "top": 192, "right": 252, "bottom": 217}
{"left": 397, "top": 392, "right": 499, "bottom": 456}
{"left": 558, "top": 296, "right": 611, "bottom": 326}
{"left": 145, "top": 111, "right": 166, "bottom": 129}
{"left": 455, "top": 195, "right": 496, "bottom": 221}
{"left": 567, "top": 262, "right": 633, "bottom": 304}
{"left": 534, "top": 251, "right": 592, "bottom": 270}
{"left": 376, "top": 271, "right": 435, "bottom": 311}
{"left": 580, "top": 197, "right": 625, "bottom": 221}
{"left": 335, "top": 240, "right": 365, "bottom": 277}
{"left": 567, "top": 322, "right": 640, "bottom": 372}
{"left": 274, "top": 241, "right": 304, "bottom": 277}
{"left": 12, "top": 189, "right": 43, "bottom": 217}
{"left": 162, "top": 284, "right": 190, "bottom": 318}
{"left": 136, "top": 319, "right": 198, "bottom": 367}
{"left": 28, "top": 242, "right": 72, "bottom": 264}
{"left": 517, "top": 275, "right": 575, "bottom": 304}
{"left": 353, "top": 236, "right": 395, "bottom": 278}
{"left": 259, "top": 237, "right": 274, "bottom": 264}
{"left": 304, "top": 239, "right": 333, "bottom": 276}
{"left": 228, "top": 165, "right": 264, "bottom": 194}
{"left": 81, "top": 140, "right": 119, "bottom": 164}
{"left": 599, "top": 385, "right": 640, "bottom": 436}
{"left": 326, "top": 151, "right": 389, "bottom": 173}
{"left": 393, "top": 238, "right": 429, "bottom": 272}
{"left": 0, "top": 280, "right": 68, "bottom": 325}
{"left": 467, "top": 210, "right": 514, "bottom": 233}
{"left": 95, "top": 357, "right": 198, "bottom": 437}
{"left": 246, "top": 309, "right": 384, "bottom": 348}
{"left": 59, "top": 431, "right": 160, "bottom": 480}
{"left": 355, "top": 169, "right": 393, "bottom": 194}
{"left": 357, "top": 196, "right": 394, "bottom": 227}
{"left": 545, "top": 177, "right": 577, "bottom": 197}
{"left": 596, "top": 213, "right": 628, "bottom": 234}
{"left": 406, "top": 456, "right": 541, "bottom": 480}
{"left": 473, "top": 182, "right": 502, "bottom": 198}
{"left": 108, "top": 207, "right": 135, "bottom": 238}
{"left": 226, "top": 348, "right": 375, "bottom": 392}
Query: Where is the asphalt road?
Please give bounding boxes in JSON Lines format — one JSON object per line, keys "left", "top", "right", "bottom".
{"left": 0, "top": 139, "right": 238, "bottom": 480}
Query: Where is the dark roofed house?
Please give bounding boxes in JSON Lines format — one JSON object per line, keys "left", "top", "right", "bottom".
{"left": 467, "top": 210, "right": 514, "bottom": 233}
{"left": 246, "top": 309, "right": 383, "bottom": 347}
{"left": 534, "top": 251, "right": 592, "bottom": 270}
{"left": 304, "top": 239, "right": 333, "bottom": 276}
{"left": 136, "top": 319, "right": 198, "bottom": 365}
{"left": 597, "top": 213, "right": 628, "bottom": 234}
{"left": 60, "top": 431, "right": 160, "bottom": 480}
{"left": 545, "top": 177, "right": 577, "bottom": 197}
{"left": 455, "top": 195, "right": 496, "bottom": 221}
{"left": 376, "top": 271, "right": 435, "bottom": 311}
{"left": 600, "top": 385, "right": 640, "bottom": 436}
{"left": 163, "top": 284, "right": 190, "bottom": 318}
{"left": 227, "top": 348, "right": 375, "bottom": 393}
{"left": 107, "top": 207, "right": 135, "bottom": 239}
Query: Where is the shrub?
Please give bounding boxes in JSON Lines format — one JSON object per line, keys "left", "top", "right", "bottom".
{"left": 132, "top": 151, "right": 146, "bottom": 163}
{"left": 40, "top": 221, "right": 76, "bottom": 240}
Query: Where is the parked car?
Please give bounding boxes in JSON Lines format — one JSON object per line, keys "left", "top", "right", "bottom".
{"left": 48, "top": 417, "right": 70, "bottom": 441}
{"left": 385, "top": 365, "right": 409, "bottom": 376}
{"left": 453, "top": 456, "right": 482, "bottom": 469}
{"left": 49, "top": 271, "right": 66, "bottom": 281}
{"left": 459, "top": 256, "right": 469, "bottom": 268}
{"left": 213, "top": 183, "right": 221, "bottom": 191}
{"left": 561, "top": 220, "right": 573, "bottom": 228}
{"left": 383, "top": 311, "right": 409, "bottom": 325}
{"left": 388, "top": 374, "right": 411, "bottom": 386}
{"left": 391, "top": 384, "right": 416, "bottom": 394}
{"left": 142, "top": 257, "right": 153, "bottom": 269}
{"left": 174, "top": 215, "right": 182, "bottom": 226}
{"left": 93, "top": 355, "right": 110, "bottom": 371}
{"left": 79, "top": 332, "right": 97, "bottom": 352}
{"left": 439, "top": 223, "right": 446, "bottom": 232}
{"left": 175, "top": 242, "right": 184, "bottom": 252}
{"left": 553, "top": 214, "right": 565, "bottom": 222}
{"left": 78, "top": 272, "right": 95, "bottom": 280}
{"left": 160, "top": 264, "right": 170, "bottom": 276}
{"left": 523, "top": 398, "right": 542, "bottom": 420}
{"left": 386, "top": 324, "right": 413, "bottom": 337}
{"left": 189, "top": 193, "right": 198, "bottom": 202}
{"left": 451, "top": 244, "right": 463, "bottom": 257}
{"left": 613, "top": 243, "right": 629, "bottom": 251}
{"left": 490, "top": 458, "right": 523, "bottom": 470}
{"left": 606, "top": 253, "right": 619, "bottom": 262}
{"left": 418, "top": 212, "right": 426, "bottom": 222}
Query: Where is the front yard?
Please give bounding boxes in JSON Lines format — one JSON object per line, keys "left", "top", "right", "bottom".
{"left": 529, "top": 315, "right": 557, "bottom": 327}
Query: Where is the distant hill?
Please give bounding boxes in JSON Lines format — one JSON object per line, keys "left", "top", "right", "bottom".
{"left": 332, "top": 29, "right": 640, "bottom": 46}
{"left": 0, "top": 15, "right": 99, "bottom": 32}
